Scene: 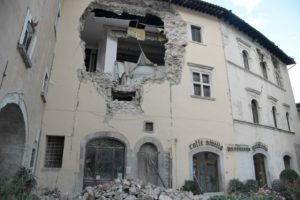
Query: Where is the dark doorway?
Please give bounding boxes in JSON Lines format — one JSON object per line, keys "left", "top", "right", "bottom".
{"left": 253, "top": 153, "right": 267, "bottom": 186}
{"left": 138, "top": 143, "right": 159, "bottom": 185}
{"left": 193, "top": 152, "right": 219, "bottom": 192}
{"left": 84, "top": 138, "right": 125, "bottom": 187}
{"left": 0, "top": 103, "right": 25, "bottom": 178}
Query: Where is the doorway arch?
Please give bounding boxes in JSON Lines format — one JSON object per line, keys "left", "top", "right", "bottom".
{"left": 83, "top": 137, "right": 125, "bottom": 187}
{"left": 193, "top": 151, "right": 220, "bottom": 193}
{"left": 253, "top": 153, "right": 267, "bottom": 186}
{"left": 0, "top": 103, "right": 26, "bottom": 178}
{"left": 138, "top": 143, "right": 158, "bottom": 185}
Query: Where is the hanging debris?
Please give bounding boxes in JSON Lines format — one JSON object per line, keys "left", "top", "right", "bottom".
{"left": 78, "top": 0, "right": 187, "bottom": 119}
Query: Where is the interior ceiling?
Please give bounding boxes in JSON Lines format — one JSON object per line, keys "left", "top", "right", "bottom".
{"left": 81, "top": 12, "right": 163, "bottom": 47}
{"left": 81, "top": 13, "right": 130, "bottom": 46}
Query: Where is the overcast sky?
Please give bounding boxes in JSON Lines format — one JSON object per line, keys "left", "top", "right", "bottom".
{"left": 204, "top": 0, "right": 300, "bottom": 103}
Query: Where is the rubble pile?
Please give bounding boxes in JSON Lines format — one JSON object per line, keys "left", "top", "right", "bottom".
{"left": 79, "top": 179, "right": 204, "bottom": 200}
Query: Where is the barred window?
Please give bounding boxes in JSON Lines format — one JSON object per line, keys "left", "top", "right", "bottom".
{"left": 44, "top": 136, "right": 65, "bottom": 168}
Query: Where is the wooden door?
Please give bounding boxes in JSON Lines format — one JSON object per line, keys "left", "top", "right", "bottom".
{"left": 193, "top": 152, "right": 219, "bottom": 192}
{"left": 138, "top": 143, "right": 158, "bottom": 185}
{"left": 254, "top": 153, "right": 267, "bottom": 186}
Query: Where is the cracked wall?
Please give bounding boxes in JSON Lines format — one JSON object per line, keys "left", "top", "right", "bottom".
{"left": 78, "top": 0, "right": 187, "bottom": 118}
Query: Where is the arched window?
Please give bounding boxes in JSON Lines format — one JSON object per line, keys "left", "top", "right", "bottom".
{"left": 286, "top": 112, "right": 291, "bottom": 131}
{"left": 272, "top": 106, "right": 277, "bottom": 128}
{"left": 272, "top": 58, "right": 282, "bottom": 87}
{"left": 283, "top": 155, "right": 291, "bottom": 169}
{"left": 260, "top": 62, "right": 268, "bottom": 79}
{"left": 242, "top": 50, "right": 249, "bottom": 70}
{"left": 251, "top": 100, "right": 259, "bottom": 124}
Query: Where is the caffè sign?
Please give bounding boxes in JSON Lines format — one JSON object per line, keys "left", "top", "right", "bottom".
{"left": 189, "top": 138, "right": 223, "bottom": 151}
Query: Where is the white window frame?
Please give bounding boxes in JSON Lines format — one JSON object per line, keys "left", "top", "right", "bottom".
{"left": 18, "top": 9, "right": 37, "bottom": 68}
{"left": 188, "top": 23, "right": 205, "bottom": 45}
{"left": 41, "top": 71, "right": 49, "bottom": 102}
{"left": 190, "top": 65, "right": 213, "bottom": 99}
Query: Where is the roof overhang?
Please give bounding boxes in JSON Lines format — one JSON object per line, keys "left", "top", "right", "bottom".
{"left": 159, "top": 0, "right": 295, "bottom": 65}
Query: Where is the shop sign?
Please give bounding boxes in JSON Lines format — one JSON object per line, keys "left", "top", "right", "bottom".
{"left": 189, "top": 138, "right": 223, "bottom": 151}
{"left": 252, "top": 142, "right": 268, "bottom": 152}
{"left": 227, "top": 144, "right": 251, "bottom": 152}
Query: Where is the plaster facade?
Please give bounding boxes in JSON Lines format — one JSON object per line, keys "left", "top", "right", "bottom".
{"left": 220, "top": 22, "right": 300, "bottom": 184}
{"left": 0, "top": 0, "right": 60, "bottom": 176}
{"left": 1, "top": 0, "right": 294, "bottom": 197}
{"left": 34, "top": 0, "right": 236, "bottom": 194}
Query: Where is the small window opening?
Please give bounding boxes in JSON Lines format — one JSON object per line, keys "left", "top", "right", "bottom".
{"left": 251, "top": 99, "right": 259, "bottom": 124}
{"left": 85, "top": 48, "right": 98, "bottom": 72}
{"left": 272, "top": 106, "right": 277, "bottom": 128}
{"left": 272, "top": 58, "right": 282, "bottom": 87}
{"left": 41, "top": 72, "right": 49, "bottom": 102}
{"left": 112, "top": 90, "right": 136, "bottom": 101}
{"left": 260, "top": 62, "right": 268, "bottom": 79}
{"left": 191, "top": 25, "right": 202, "bottom": 43}
{"left": 44, "top": 136, "right": 65, "bottom": 168}
{"left": 144, "top": 121, "right": 154, "bottom": 132}
{"left": 286, "top": 112, "right": 291, "bottom": 131}
{"left": 242, "top": 50, "right": 249, "bottom": 70}
{"left": 283, "top": 155, "right": 291, "bottom": 169}
{"left": 30, "top": 148, "right": 36, "bottom": 168}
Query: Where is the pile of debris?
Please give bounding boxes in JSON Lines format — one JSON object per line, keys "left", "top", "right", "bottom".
{"left": 78, "top": 179, "right": 204, "bottom": 200}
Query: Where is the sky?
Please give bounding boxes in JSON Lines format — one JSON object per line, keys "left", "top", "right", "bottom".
{"left": 204, "top": 0, "right": 300, "bottom": 103}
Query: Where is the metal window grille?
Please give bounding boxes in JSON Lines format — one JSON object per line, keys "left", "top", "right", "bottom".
{"left": 44, "top": 136, "right": 65, "bottom": 168}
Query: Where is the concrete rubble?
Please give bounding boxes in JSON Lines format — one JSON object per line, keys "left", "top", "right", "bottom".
{"left": 78, "top": 0, "right": 187, "bottom": 118}
{"left": 76, "top": 179, "right": 204, "bottom": 200}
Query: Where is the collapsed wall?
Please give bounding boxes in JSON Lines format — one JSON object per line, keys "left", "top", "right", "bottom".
{"left": 78, "top": 0, "right": 187, "bottom": 118}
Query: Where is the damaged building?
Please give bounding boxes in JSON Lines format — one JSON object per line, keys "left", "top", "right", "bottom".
{"left": 1, "top": 0, "right": 300, "bottom": 197}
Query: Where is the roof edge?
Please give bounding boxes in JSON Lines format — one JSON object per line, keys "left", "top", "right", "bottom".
{"left": 160, "top": 0, "right": 295, "bottom": 65}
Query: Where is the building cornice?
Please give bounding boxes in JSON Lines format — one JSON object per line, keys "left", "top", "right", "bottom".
{"left": 233, "top": 119, "right": 295, "bottom": 135}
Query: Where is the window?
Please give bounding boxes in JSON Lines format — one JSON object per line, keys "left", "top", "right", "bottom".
{"left": 286, "top": 112, "right": 291, "bottom": 131}
{"left": 84, "top": 48, "right": 98, "bottom": 72}
{"left": 242, "top": 50, "right": 250, "bottom": 70}
{"left": 18, "top": 9, "right": 37, "bottom": 68}
{"left": 191, "top": 25, "right": 202, "bottom": 43}
{"left": 192, "top": 70, "right": 211, "bottom": 97}
{"left": 272, "top": 58, "right": 282, "bottom": 87}
{"left": 54, "top": 0, "right": 61, "bottom": 36}
{"left": 283, "top": 155, "right": 291, "bottom": 169}
{"left": 144, "top": 121, "right": 154, "bottom": 132}
{"left": 44, "top": 136, "right": 65, "bottom": 168}
{"left": 272, "top": 106, "right": 277, "bottom": 128}
{"left": 251, "top": 99, "right": 259, "bottom": 124}
{"left": 30, "top": 148, "right": 36, "bottom": 168}
{"left": 260, "top": 62, "right": 268, "bottom": 79}
{"left": 41, "top": 71, "right": 49, "bottom": 102}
